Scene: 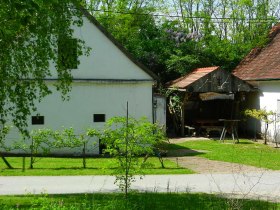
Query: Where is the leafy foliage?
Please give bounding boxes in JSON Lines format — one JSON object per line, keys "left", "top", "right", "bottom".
{"left": 87, "top": 116, "right": 166, "bottom": 195}
{"left": 87, "top": 0, "right": 277, "bottom": 83}
{"left": 0, "top": 0, "right": 90, "bottom": 135}
{"left": 0, "top": 124, "right": 11, "bottom": 151}
{"left": 12, "top": 127, "right": 96, "bottom": 168}
{"left": 244, "top": 109, "right": 275, "bottom": 144}
{"left": 244, "top": 109, "right": 275, "bottom": 124}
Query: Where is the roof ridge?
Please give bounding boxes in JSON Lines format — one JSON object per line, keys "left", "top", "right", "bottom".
{"left": 78, "top": 6, "right": 159, "bottom": 81}
{"left": 194, "top": 66, "right": 219, "bottom": 72}
{"left": 268, "top": 23, "right": 280, "bottom": 39}
{"left": 166, "top": 66, "right": 219, "bottom": 88}
{"left": 165, "top": 73, "right": 189, "bottom": 87}
{"left": 233, "top": 23, "right": 280, "bottom": 80}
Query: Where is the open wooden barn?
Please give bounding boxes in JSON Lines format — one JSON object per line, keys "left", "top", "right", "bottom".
{"left": 166, "top": 66, "right": 257, "bottom": 137}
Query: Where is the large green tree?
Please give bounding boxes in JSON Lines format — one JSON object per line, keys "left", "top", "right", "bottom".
{"left": 86, "top": 0, "right": 278, "bottom": 82}
{"left": 0, "top": 0, "right": 89, "bottom": 135}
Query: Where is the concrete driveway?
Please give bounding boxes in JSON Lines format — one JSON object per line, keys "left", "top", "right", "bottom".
{"left": 1, "top": 172, "right": 280, "bottom": 202}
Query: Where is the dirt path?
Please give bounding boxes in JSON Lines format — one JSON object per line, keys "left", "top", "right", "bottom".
{"left": 166, "top": 138, "right": 273, "bottom": 174}
{"left": 167, "top": 156, "right": 271, "bottom": 174}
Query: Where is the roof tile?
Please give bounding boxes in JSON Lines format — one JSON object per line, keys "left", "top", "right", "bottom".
{"left": 234, "top": 23, "right": 280, "bottom": 80}
{"left": 167, "top": 66, "right": 219, "bottom": 88}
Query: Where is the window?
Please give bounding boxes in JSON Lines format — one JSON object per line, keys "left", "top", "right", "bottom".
{"left": 32, "top": 116, "right": 44, "bottom": 125}
{"left": 58, "top": 37, "right": 78, "bottom": 69}
{"left": 93, "top": 114, "right": 105, "bottom": 122}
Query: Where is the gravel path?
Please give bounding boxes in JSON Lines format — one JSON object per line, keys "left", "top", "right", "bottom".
{"left": 167, "top": 156, "right": 272, "bottom": 174}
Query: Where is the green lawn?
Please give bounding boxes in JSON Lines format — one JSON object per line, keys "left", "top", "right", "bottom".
{"left": 1, "top": 139, "right": 279, "bottom": 175}
{"left": 0, "top": 193, "right": 278, "bottom": 210}
{"left": 167, "top": 139, "right": 280, "bottom": 170}
{"left": 0, "top": 157, "right": 193, "bottom": 176}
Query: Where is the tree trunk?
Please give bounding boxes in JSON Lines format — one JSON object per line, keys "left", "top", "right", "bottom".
{"left": 264, "top": 123, "right": 268, "bottom": 144}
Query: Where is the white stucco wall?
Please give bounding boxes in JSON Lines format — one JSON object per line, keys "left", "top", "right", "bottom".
{"left": 48, "top": 17, "right": 153, "bottom": 80}
{"left": 6, "top": 81, "right": 153, "bottom": 155}
{"left": 258, "top": 81, "right": 280, "bottom": 142}
{"left": 4, "top": 14, "right": 155, "bottom": 155}
{"left": 154, "top": 95, "right": 166, "bottom": 131}
{"left": 35, "top": 82, "right": 153, "bottom": 129}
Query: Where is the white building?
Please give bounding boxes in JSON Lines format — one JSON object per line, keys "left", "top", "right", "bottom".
{"left": 234, "top": 23, "right": 280, "bottom": 142}
{"left": 6, "top": 9, "right": 164, "bottom": 156}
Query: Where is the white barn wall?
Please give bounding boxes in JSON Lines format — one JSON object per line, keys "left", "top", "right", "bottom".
{"left": 6, "top": 81, "right": 154, "bottom": 155}
{"left": 4, "top": 13, "right": 156, "bottom": 155}
{"left": 36, "top": 82, "right": 153, "bottom": 129}
{"left": 154, "top": 95, "right": 166, "bottom": 131}
{"left": 259, "top": 81, "right": 280, "bottom": 141}
{"left": 48, "top": 17, "right": 152, "bottom": 80}
{"left": 33, "top": 81, "right": 153, "bottom": 155}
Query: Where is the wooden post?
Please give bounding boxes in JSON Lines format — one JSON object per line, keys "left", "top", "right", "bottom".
{"left": 0, "top": 123, "right": 13, "bottom": 169}
{"left": 83, "top": 142, "right": 86, "bottom": 169}
{"left": 181, "top": 102, "right": 185, "bottom": 136}
{"left": 180, "top": 93, "right": 189, "bottom": 137}
{"left": 30, "top": 137, "right": 34, "bottom": 169}
{"left": 22, "top": 157, "right": 25, "bottom": 172}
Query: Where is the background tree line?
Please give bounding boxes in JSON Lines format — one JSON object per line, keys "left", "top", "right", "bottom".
{"left": 85, "top": 0, "right": 279, "bottom": 83}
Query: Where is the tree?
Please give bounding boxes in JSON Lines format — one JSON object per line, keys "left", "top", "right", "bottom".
{"left": 244, "top": 109, "right": 275, "bottom": 144}
{"left": 87, "top": 116, "right": 166, "bottom": 196}
{"left": 0, "top": 0, "right": 89, "bottom": 134}
{"left": 0, "top": 1, "right": 90, "bottom": 166}
{"left": 13, "top": 127, "right": 95, "bottom": 169}
{"left": 86, "top": 0, "right": 278, "bottom": 83}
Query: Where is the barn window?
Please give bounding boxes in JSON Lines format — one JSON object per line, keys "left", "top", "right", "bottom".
{"left": 93, "top": 114, "right": 105, "bottom": 122}
{"left": 58, "top": 37, "right": 78, "bottom": 69}
{"left": 32, "top": 116, "right": 44, "bottom": 125}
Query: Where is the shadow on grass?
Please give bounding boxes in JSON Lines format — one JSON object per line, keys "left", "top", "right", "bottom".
{"left": 50, "top": 167, "right": 114, "bottom": 170}
{"left": 9, "top": 166, "right": 118, "bottom": 170}
{"left": 159, "top": 141, "right": 206, "bottom": 157}
{"left": 211, "top": 138, "right": 255, "bottom": 144}
{"left": 166, "top": 149, "right": 205, "bottom": 157}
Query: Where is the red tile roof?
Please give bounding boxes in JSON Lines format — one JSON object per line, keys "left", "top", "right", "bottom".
{"left": 167, "top": 66, "right": 219, "bottom": 89}
{"left": 233, "top": 23, "right": 280, "bottom": 81}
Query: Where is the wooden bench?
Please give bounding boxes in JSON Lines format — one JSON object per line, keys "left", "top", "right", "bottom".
{"left": 185, "top": 126, "right": 195, "bottom": 136}
{"left": 200, "top": 126, "right": 223, "bottom": 136}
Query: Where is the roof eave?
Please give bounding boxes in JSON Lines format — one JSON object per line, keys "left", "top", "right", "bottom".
{"left": 245, "top": 78, "right": 280, "bottom": 81}
{"left": 78, "top": 6, "right": 159, "bottom": 81}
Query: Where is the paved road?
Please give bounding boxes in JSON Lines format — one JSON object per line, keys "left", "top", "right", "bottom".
{"left": 1, "top": 172, "right": 280, "bottom": 202}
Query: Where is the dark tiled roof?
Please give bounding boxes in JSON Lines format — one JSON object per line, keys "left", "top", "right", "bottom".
{"left": 233, "top": 23, "right": 280, "bottom": 81}
{"left": 167, "top": 66, "right": 219, "bottom": 88}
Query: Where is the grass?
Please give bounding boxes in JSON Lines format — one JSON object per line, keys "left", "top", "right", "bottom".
{"left": 0, "top": 157, "right": 193, "bottom": 176}
{"left": 1, "top": 138, "right": 280, "bottom": 175}
{"left": 166, "top": 139, "right": 280, "bottom": 170}
{"left": 0, "top": 193, "right": 278, "bottom": 210}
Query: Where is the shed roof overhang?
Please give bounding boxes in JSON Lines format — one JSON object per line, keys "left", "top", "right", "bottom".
{"left": 167, "top": 67, "right": 256, "bottom": 93}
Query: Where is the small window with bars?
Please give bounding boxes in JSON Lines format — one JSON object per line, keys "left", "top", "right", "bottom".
{"left": 32, "top": 116, "right": 44, "bottom": 125}
{"left": 93, "top": 114, "right": 105, "bottom": 122}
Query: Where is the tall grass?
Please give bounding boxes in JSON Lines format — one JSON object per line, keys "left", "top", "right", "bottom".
{"left": 0, "top": 193, "right": 278, "bottom": 210}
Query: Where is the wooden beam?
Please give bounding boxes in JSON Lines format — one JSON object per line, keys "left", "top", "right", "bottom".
{"left": 181, "top": 103, "right": 185, "bottom": 136}
{"left": 180, "top": 93, "right": 190, "bottom": 136}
